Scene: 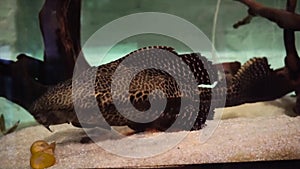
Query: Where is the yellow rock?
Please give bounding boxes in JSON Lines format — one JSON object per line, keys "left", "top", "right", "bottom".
{"left": 30, "top": 140, "right": 56, "bottom": 168}
{"left": 30, "top": 140, "right": 55, "bottom": 155}
{"left": 30, "top": 152, "right": 56, "bottom": 169}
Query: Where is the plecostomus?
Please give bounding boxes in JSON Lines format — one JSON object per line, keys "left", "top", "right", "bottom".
{"left": 29, "top": 46, "right": 271, "bottom": 132}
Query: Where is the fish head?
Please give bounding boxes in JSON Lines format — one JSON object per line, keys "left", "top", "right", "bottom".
{"left": 29, "top": 80, "right": 75, "bottom": 131}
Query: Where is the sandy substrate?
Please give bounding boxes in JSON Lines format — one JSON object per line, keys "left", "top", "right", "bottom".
{"left": 0, "top": 96, "right": 300, "bottom": 168}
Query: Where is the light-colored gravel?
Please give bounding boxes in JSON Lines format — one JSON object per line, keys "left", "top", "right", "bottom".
{"left": 0, "top": 96, "right": 299, "bottom": 168}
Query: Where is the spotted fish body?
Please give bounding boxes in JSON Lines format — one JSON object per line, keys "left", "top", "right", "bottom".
{"left": 29, "top": 46, "right": 271, "bottom": 131}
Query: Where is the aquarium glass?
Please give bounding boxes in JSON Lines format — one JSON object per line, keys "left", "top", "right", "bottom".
{"left": 0, "top": 0, "right": 299, "bottom": 168}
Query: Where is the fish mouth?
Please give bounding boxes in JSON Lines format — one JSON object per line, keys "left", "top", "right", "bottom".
{"left": 33, "top": 113, "right": 52, "bottom": 132}
{"left": 32, "top": 110, "right": 69, "bottom": 132}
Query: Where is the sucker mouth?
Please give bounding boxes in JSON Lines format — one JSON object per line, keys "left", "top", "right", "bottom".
{"left": 33, "top": 113, "right": 53, "bottom": 132}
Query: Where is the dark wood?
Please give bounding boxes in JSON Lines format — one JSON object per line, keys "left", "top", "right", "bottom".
{"left": 234, "top": 0, "right": 300, "bottom": 30}
{"left": 284, "top": 0, "right": 300, "bottom": 80}
{"left": 234, "top": 0, "right": 300, "bottom": 113}
{"left": 39, "top": 0, "right": 89, "bottom": 85}
{"left": 0, "top": 55, "right": 47, "bottom": 109}
{"left": 0, "top": 0, "right": 88, "bottom": 109}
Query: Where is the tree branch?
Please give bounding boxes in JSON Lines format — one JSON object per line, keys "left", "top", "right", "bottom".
{"left": 234, "top": 0, "right": 300, "bottom": 113}
{"left": 284, "top": 0, "right": 300, "bottom": 80}
{"left": 234, "top": 0, "right": 300, "bottom": 30}
{"left": 39, "top": 0, "right": 89, "bottom": 85}
{"left": 0, "top": 55, "right": 47, "bottom": 109}
{"left": 0, "top": 0, "right": 88, "bottom": 109}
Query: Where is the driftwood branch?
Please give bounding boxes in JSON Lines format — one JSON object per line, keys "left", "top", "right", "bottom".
{"left": 234, "top": 0, "right": 300, "bottom": 30}
{"left": 0, "top": 55, "right": 47, "bottom": 109}
{"left": 0, "top": 0, "right": 87, "bottom": 109}
{"left": 39, "top": 0, "right": 89, "bottom": 85}
{"left": 283, "top": 0, "right": 300, "bottom": 81}
{"left": 233, "top": 14, "right": 253, "bottom": 29}
{"left": 233, "top": 0, "right": 300, "bottom": 113}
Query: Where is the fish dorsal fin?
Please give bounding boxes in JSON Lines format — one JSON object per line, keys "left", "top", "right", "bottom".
{"left": 124, "top": 47, "right": 217, "bottom": 85}
{"left": 179, "top": 53, "right": 218, "bottom": 85}
{"left": 124, "top": 46, "right": 178, "bottom": 57}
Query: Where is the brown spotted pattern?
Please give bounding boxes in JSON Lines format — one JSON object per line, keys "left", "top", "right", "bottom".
{"left": 29, "top": 46, "right": 271, "bottom": 131}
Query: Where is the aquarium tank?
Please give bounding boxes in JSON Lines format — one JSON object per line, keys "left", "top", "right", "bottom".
{"left": 0, "top": 0, "right": 299, "bottom": 168}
